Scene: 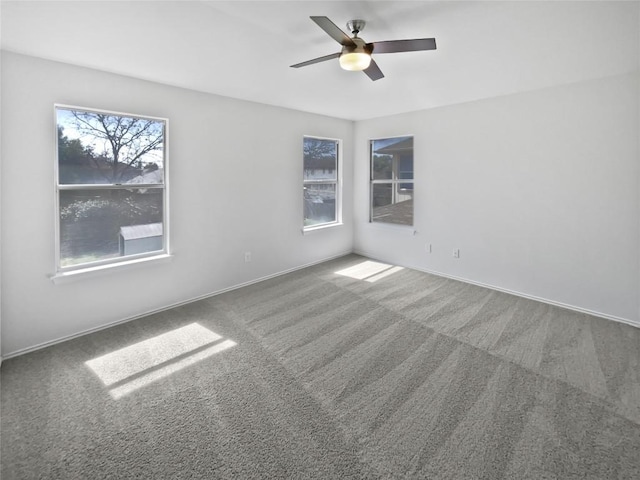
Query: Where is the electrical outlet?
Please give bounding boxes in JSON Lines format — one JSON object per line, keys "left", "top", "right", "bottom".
{"left": 244, "top": 251, "right": 252, "bottom": 263}
{"left": 453, "top": 249, "right": 460, "bottom": 259}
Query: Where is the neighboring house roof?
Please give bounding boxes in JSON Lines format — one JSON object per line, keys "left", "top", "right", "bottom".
{"left": 58, "top": 158, "right": 144, "bottom": 184}
{"left": 126, "top": 168, "right": 164, "bottom": 184}
{"left": 120, "top": 223, "right": 163, "bottom": 240}
{"left": 371, "top": 199, "right": 413, "bottom": 226}
{"left": 375, "top": 137, "right": 413, "bottom": 155}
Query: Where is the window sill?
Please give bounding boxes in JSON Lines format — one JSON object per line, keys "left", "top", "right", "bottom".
{"left": 51, "top": 253, "right": 173, "bottom": 284}
{"left": 302, "top": 222, "right": 343, "bottom": 235}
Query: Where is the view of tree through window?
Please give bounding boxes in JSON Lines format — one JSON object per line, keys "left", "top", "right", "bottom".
{"left": 370, "top": 136, "right": 414, "bottom": 226}
{"left": 56, "top": 106, "right": 167, "bottom": 269}
{"left": 303, "top": 137, "right": 339, "bottom": 228}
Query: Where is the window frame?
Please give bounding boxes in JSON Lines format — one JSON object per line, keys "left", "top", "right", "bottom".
{"left": 303, "top": 135, "right": 342, "bottom": 231}
{"left": 369, "top": 135, "right": 414, "bottom": 227}
{"left": 54, "top": 104, "right": 170, "bottom": 275}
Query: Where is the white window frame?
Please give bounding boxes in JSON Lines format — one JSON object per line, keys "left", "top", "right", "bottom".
{"left": 370, "top": 135, "right": 414, "bottom": 226}
{"left": 303, "top": 135, "right": 342, "bottom": 231}
{"left": 54, "top": 104, "right": 170, "bottom": 276}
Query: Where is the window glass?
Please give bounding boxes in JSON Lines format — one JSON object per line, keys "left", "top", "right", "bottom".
{"left": 303, "top": 138, "right": 337, "bottom": 181}
{"left": 57, "top": 109, "right": 164, "bottom": 185}
{"left": 370, "top": 136, "right": 414, "bottom": 226}
{"left": 56, "top": 106, "right": 168, "bottom": 271}
{"left": 303, "top": 137, "right": 340, "bottom": 228}
{"left": 59, "top": 189, "right": 164, "bottom": 267}
{"left": 372, "top": 153, "right": 393, "bottom": 180}
{"left": 304, "top": 184, "right": 337, "bottom": 225}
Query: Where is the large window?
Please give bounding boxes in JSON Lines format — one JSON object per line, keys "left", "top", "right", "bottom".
{"left": 303, "top": 136, "right": 340, "bottom": 229}
{"left": 370, "top": 136, "right": 414, "bottom": 226}
{"left": 55, "top": 105, "right": 168, "bottom": 272}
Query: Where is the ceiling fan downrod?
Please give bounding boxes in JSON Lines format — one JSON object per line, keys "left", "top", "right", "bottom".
{"left": 346, "top": 19, "right": 366, "bottom": 37}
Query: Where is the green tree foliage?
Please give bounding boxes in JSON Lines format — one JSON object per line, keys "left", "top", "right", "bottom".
{"left": 58, "top": 126, "right": 97, "bottom": 183}
{"left": 303, "top": 138, "right": 336, "bottom": 160}
{"left": 58, "top": 126, "right": 93, "bottom": 165}
{"left": 372, "top": 154, "right": 393, "bottom": 179}
{"left": 303, "top": 138, "right": 337, "bottom": 174}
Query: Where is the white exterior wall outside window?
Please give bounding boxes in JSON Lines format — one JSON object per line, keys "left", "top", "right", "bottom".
{"left": 55, "top": 105, "right": 169, "bottom": 273}
{"left": 303, "top": 136, "right": 341, "bottom": 230}
{"left": 370, "top": 136, "right": 414, "bottom": 226}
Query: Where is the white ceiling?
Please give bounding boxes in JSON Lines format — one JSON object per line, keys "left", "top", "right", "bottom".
{"left": 1, "top": 1, "right": 638, "bottom": 120}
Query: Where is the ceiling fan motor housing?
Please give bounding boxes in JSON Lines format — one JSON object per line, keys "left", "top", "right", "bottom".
{"left": 341, "top": 37, "right": 373, "bottom": 56}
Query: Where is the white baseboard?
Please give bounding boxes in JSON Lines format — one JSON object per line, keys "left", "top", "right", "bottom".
{"left": 2, "top": 250, "right": 354, "bottom": 360}
{"left": 7, "top": 248, "right": 634, "bottom": 360}
{"left": 353, "top": 249, "right": 640, "bottom": 330}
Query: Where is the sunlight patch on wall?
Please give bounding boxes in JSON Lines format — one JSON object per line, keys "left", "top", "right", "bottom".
{"left": 335, "top": 260, "right": 404, "bottom": 283}
{"left": 85, "top": 322, "right": 236, "bottom": 399}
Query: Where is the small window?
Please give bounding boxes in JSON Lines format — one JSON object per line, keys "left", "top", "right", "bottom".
{"left": 55, "top": 105, "right": 168, "bottom": 272}
{"left": 303, "top": 136, "right": 340, "bottom": 229}
{"left": 370, "top": 136, "right": 414, "bottom": 226}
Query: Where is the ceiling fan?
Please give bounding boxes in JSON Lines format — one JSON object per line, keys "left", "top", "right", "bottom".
{"left": 290, "top": 16, "right": 437, "bottom": 81}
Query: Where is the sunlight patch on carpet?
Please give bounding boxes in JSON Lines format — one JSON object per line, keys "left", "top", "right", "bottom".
{"left": 335, "top": 260, "right": 404, "bottom": 283}
{"left": 85, "top": 323, "right": 236, "bottom": 399}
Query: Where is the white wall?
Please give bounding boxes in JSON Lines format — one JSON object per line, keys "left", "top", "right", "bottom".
{"left": 354, "top": 72, "right": 640, "bottom": 325}
{"left": 0, "top": 45, "right": 3, "bottom": 364}
{"left": 2, "top": 51, "right": 638, "bottom": 357}
{"left": 0, "top": 52, "right": 354, "bottom": 356}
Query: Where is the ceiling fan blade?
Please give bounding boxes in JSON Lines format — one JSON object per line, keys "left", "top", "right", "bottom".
{"left": 363, "top": 59, "right": 384, "bottom": 81}
{"left": 290, "top": 52, "right": 341, "bottom": 68}
{"left": 310, "top": 16, "right": 356, "bottom": 47}
{"left": 370, "top": 38, "right": 437, "bottom": 54}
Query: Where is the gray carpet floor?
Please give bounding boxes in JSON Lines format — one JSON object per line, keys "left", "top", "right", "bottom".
{"left": 2, "top": 254, "right": 640, "bottom": 479}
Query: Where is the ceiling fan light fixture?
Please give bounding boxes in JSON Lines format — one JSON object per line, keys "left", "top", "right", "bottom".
{"left": 339, "top": 51, "right": 371, "bottom": 71}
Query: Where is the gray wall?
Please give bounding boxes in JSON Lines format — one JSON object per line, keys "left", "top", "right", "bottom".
{"left": 354, "top": 72, "right": 640, "bottom": 325}
{"left": 0, "top": 52, "right": 354, "bottom": 356}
